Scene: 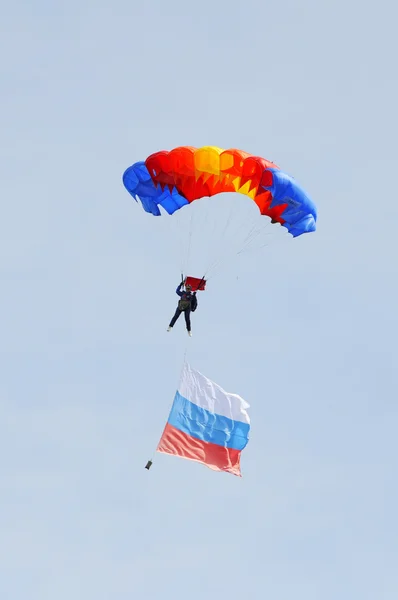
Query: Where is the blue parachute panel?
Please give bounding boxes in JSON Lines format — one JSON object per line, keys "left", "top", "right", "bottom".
{"left": 122, "top": 162, "right": 189, "bottom": 216}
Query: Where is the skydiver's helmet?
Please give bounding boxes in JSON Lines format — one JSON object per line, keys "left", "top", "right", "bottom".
{"left": 185, "top": 284, "right": 192, "bottom": 292}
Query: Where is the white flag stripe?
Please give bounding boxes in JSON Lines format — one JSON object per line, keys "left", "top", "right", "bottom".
{"left": 178, "top": 362, "right": 250, "bottom": 424}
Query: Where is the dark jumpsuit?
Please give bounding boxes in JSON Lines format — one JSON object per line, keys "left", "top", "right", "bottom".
{"left": 169, "top": 283, "right": 197, "bottom": 331}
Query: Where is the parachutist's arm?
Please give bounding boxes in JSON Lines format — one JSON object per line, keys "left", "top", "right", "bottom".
{"left": 176, "top": 283, "right": 183, "bottom": 296}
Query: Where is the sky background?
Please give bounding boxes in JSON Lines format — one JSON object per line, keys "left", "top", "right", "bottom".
{"left": 1, "top": 0, "right": 397, "bottom": 598}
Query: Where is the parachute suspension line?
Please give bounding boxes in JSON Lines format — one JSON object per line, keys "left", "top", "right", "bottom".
{"left": 194, "top": 195, "right": 219, "bottom": 276}
{"left": 240, "top": 221, "right": 259, "bottom": 247}
{"left": 238, "top": 206, "right": 287, "bottom": 251}
{"left": 180, "top": 193, "right": 233, "bottom": 281}
{"left": 171, "top": 193, "right": 289, "bottom": 284}
{"left": 166, "top": 204, "right": 186, "bottom": 277}
{"left": 180, "top": 209, "right": 188, "bottom": 276}
{"left": 237, "top": 220, "right": 275, "bottom": 255}
{"left": 205, "top": 217, "right": 286, "bottom": 281}
{"left": 202, "top": 195, "right": 236, "bottom": 278}
{"left": 239, "top": 219, "right": 291, "bottom": 255}
{"left": 240, "top": 227, "right": 291, "bottom": 254}
{"left": 230, "top": 213, "right": 277, "bottom": 257}
{"left": 205, "top": 193, "right": 259, "bottom": 277}
{"left": 182, "top": 208, "right": 195, "bottom": 277}
{"left": 203, "top": 199, "right": 263, "bottom": 278}
{"left": 240, "top": 219, "right": 269, "bottom": 248}
{"left": 185, "top": 194, "right": 217, "bottom": 277}
{"left": 174, "top": 213, "right": 183, "bottom": 276}
{"left": 205, "top": 225, "right": 292, "bottom": 284}
{"left": 180, "top": 192, "right": 267, "bottom": 282}
{"left": 179, "top": 209, "right": 188, "bottom": 275}
{"left": 200, "top": 197, "right": 214, "bottom": 268}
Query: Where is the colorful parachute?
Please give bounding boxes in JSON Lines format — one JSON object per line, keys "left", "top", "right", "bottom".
{"left": 122, "top": 145, "right": 317, "bottom": 237}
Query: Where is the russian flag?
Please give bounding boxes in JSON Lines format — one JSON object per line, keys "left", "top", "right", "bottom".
{"left": 157, "top": 362, "right": 250, "bottom": 476}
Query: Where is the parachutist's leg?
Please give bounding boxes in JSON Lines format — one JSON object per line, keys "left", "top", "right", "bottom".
{"left": 169, "top": 308, "right": 181, "bottom": 327}
{"left": 184, "top": 309, "right": 191, "bottom": 332}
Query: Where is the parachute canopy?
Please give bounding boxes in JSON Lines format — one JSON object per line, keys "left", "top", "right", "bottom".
{"left": 122, "top": 145, "right": 317, "bottom": 237}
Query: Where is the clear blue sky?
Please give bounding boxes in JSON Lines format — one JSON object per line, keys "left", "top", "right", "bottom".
{"left": 1, "top": 0, "right": 397, "bottom": 598}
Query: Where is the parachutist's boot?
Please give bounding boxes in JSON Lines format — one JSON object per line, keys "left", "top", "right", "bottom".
{"left": 188, "top": 330, "right": 192, "bottom": 337}
{"left": 167, "top": 326, "right": 172, "bottom": 332}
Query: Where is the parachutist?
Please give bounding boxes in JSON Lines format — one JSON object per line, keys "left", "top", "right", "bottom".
{"left": 145, "top": 460, "right": 153, "bottom": 470}
{"left": 167, "top": 281, "right": 197, "bottom": 336}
